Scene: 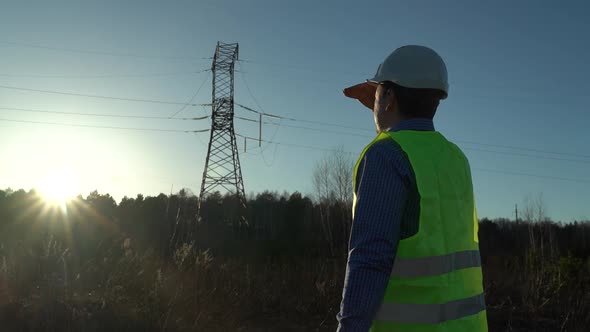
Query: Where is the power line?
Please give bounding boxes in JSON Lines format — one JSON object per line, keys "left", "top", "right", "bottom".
{"left": 235, "top": 103, "right": 590, "bottom": 161}
{"left": 0, "top": 106, "right": 209, "bottom": 121}
{"left": 237, "top": 67, "right": 267, "bottom": 114}
{"left": 473, "top": 168, "right": 590, "bottom": 184}
{"left": 168, "top": 71, "right": 211, "bottom": 118}
{"left": 0, "top": 117, "right": 209, "bottom": 133}
{"left": 200, "top": 104, "right": 212, "bottom": 126}
{"left": 281, "top": 116, "right": 374, "bottom": 132}
{"left": 0, "top": 40, "right": 208, "bottom": 62}
{"left": 271, "top": 122, "right": 371, "bottom": 138}
{"left": 236, "top": 133, "right": 356, "bottom": 155}
{"left": 0, "top": 84, "right": 210, "bottom": 106}
{"left": 238, "top": 59, "right": 587, "bottom": 105}
{"left": 455, "top": 139, "right": 590, "bottom": 160}
{"left": 235, "top": 115, "right": 372, "bottom": 138}
{"left": 234, "top": 113, "right": 590, "bottom": 164}
{"left": 238, "top": 130, "right": 590, "bottom": 165}
{"left": 235, "top": 103, "right": 374, "bottom": 132}
{"left": 0, "top": 69, "right": 210, "bottom": 79}
{"left": 463, "top": 147, "right": 590, "bottom": 165}
{"left": 238, "top": 58, "right": 584, "bottom": 105}
{"left": 6, "top": 117, "right": 585, "bottom": 185}
{"left": 236, "top": 63, "right": 284, "bottom": 165}
{"left": 235, "top": 115, "right": 258, "bottom": 123}
{"left": 236, "top": 62, "right": 590, "bottom": 160}
{"left": 237, "top": 58, "right": 364, "bottom": 76}
{"left": 235, "top": 103, "right": 260, "bottom": 115}
{"left": 235, "top": 132, "right": 590, "bottom": 184}
{"left": 237, "top": 57, "right": 590, "bottom": 120}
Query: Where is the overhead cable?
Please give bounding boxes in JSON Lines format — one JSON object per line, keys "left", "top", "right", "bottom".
{"left": 0, "top": 40, "right": 208, "bottom": 62}
{"left": 0, "top": 69, "right": 209, "bottom": 79}
{"left": 0, "top": 106, "right": 208, "bottom": 120}
{"left": 0, "top": 117, "right": 209, "bottom": 133}
{"left": 0, "top": 84, "right": 210, "bottom": 106}
{"left": 168, "top": 71, "right": 211, "bottom": 118}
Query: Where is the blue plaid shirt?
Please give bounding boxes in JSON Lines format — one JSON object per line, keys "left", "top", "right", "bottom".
{"left": 337, "top": 119, "right": 435, "bottom": 331}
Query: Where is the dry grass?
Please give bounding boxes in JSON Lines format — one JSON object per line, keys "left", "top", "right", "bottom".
{"left": 0, "top": 240, "right": 343, "bottom": 331}
{"left": 1, "top": 237, "right": 589, "bottom": 331}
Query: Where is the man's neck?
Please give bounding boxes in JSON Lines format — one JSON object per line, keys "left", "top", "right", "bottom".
{"left": 389, "top": 118, "right": 435, "bottom": 132}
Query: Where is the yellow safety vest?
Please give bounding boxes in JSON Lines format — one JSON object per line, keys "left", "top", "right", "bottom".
{"left": 352, "top": 130, "right": 488, "bottom": 332}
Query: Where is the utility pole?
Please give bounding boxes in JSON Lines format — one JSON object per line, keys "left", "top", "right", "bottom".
{"left": 515, "top": 204, "right": 519, "bottom": 224}
{"left": 198, "top": 42, "right": 247, "bottom": 225}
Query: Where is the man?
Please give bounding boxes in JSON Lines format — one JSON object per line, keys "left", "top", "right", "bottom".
{"left": 337, "top": 45, "right": 487, "bottom": 331}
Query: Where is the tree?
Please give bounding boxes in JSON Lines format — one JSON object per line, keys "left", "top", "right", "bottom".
{"left": 523, "top": 193, "right": 554, "bottom": 255}
{"left": 311, "top": 147, "right": 354, "bottom": 207}
{"left": 312, "top": 148, "right": 354, "bottom": 256}
{"left": 330, "top": 148, "right": 354, "bottom": 208}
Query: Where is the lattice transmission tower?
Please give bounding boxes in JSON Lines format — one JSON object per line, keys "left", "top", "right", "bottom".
{"left": 198, "top": 42, "right": 246, "bottom": 218}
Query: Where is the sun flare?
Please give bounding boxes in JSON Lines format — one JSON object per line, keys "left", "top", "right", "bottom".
{"left": 37, "top": 168, "right": 79, "bottom": 206}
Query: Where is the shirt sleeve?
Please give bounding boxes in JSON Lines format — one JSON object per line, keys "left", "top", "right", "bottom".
{"left": 337, "top": 143, "right": 408, "bottom": 332}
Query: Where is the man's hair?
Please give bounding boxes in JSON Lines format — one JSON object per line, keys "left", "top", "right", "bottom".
{"left": 383, "top": 82, "right": 445, "bottom": 119}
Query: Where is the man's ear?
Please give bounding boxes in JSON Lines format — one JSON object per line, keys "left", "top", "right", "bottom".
{"left": 385, "top": 89, "right": 397, "bottom": 113}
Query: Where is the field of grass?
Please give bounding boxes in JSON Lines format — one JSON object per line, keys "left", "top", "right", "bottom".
{"left": 1, "top": 239, "right": 589, "bottom": 331}
{"left": 1, "top": 190, "right": 589, "bottom": 331}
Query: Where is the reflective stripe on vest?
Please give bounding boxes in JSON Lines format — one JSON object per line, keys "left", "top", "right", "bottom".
{"left": 375, "top": 293, "right": 486, "bottom": 324}
{"left": 391, "top": 250, "right": 481, "bottom": 278}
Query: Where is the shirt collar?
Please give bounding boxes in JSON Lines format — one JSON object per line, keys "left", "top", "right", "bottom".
{"left": 389, "top": 118, "right": 435, "bottom": 132}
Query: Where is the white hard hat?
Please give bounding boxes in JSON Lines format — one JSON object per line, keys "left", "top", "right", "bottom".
{"left": 344, "top": 45, "right": 449, "bottom": 109}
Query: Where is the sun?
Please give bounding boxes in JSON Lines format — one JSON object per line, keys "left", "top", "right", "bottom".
{"left": 37, "top": 168, "right": 79, "bottom": 207}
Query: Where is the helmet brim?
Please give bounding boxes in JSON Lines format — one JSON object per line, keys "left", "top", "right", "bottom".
{"left": 343, "top": 81, "right": 377, "bottom": 111}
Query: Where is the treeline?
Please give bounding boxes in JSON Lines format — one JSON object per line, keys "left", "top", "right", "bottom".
{"left": 1, "top": 188, "right": 589, "bottom": 261}
{"left": 0, "top": 189, "right": 352, "bottom": 260}
{"left": 479, "top": 217, "right": 590, "bottom": 260}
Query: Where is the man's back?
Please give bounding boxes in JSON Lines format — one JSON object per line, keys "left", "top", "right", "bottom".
{"left": 339, "top": 45, "right": 487, "bottom": 331}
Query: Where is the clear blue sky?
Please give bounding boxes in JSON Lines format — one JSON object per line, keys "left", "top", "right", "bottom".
{"left": 0, "top": 0, "right": 588, "bottom": 222}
